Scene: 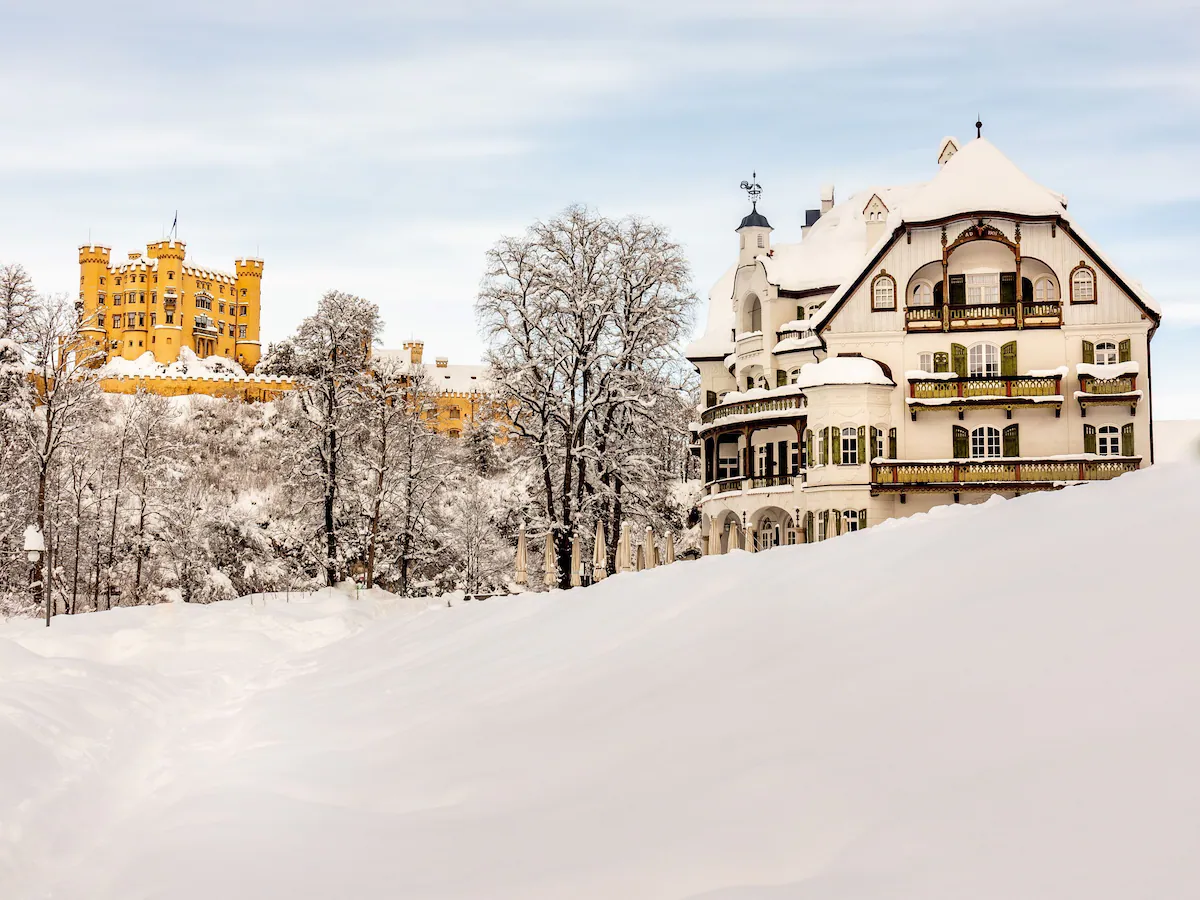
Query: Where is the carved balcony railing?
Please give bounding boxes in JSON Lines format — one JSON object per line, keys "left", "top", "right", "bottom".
{"left": 749, "top": 474, "right": 795, "bottom": 490}
{"left": 709, "top": 477, "right": 746, "bottom": 496}
{"left": 907, "top": 374, "right": 1064, "bottom": 420}
{"left": 700, "top": 393, "right": 806, "bottom": 427}
{"left": 1077, "top": 373, "right": 1140, "bottom": 416}
{"left": 871, "top": 457, "right": 1141, "bottom": 495}
{"left": 776, "top": 326, "right": 815, "bottom": 343}
{"left": 905, "top": 301, "right": 1063, "bottom": 333}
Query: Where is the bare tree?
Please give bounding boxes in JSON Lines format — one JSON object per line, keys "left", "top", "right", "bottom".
{"left": 0, "top": 263, "right": 37, "bottom": 343}
{"left": 22, "top": 294, "right": 103, "bottom": 623}
{"left": 125, "top": 390, "right": 179, "bottom": 601}
{"left": 477, "top": 206, "right": 696, "bottom": 587}
{"left": 290, "top": 290, "right": 382, "bottom": 586}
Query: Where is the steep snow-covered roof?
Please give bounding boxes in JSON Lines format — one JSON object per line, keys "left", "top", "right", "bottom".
{"left": 791, "top": 355, "right": 894, "bottom": 389}
{"left": 374, "top": 346, "right": 490, "bottom": 393}
{"left": 684, "top": 263, "right": 737, "bottom": 358}
{"left": 901, "top": 137, "right": 1067, "bottom": 222}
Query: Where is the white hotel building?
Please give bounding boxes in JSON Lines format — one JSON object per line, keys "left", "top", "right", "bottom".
{"left": 688, "top": 134, "right": 1161, "bottom": 553}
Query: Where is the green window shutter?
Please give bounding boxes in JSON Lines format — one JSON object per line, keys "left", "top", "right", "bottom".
{"left": 1001, "top": 341, "right": 1017, "bottom": 376}
{"left": 949, "top": 274, "right": 966, "bottom": 305}
{"left": 933, "top": 351, "right": 949, "bottom": 373}
{"left": 820, "top": 428, "right": 828, "bottom": 465}
{"left": 806, "top": 429, "right": 815, "bottom": 469}
{"left": 833, "top": 509, "right": 842, "bottom": 536}
{"left": 857, "top": 425, "right": 866, "bottom": 463}
{"left": 888, "top": 427, "right": 897, "bottom": 459}
{"left": 1119, "top": 339, "right": 1132, "bottom": 363}
{"left": 705, "top": 390, "right": 717, "bottom": 408}
{"left": 776, "top": 369, "right": 788, "bottom": 387}
{"left": 858, "top": 508, "right": 868, "bottom": 530}
{"left": 805, "top": 511, "right": 813, "bottom": 543}
{"left": 869, "top": 426, "right": 879, "bottom": 462}
{"left": 820, "top": 510, "right": 829, "bottom": 540}
{"left": 1122, "top": 423, "right": 1135, "bottom": 457}
{"left": 797, "top": 305, "right": 805, "bottom": 320}
{"left": 1003, "top": 423, "right": 1020, "bottom": 458}
{"left": 1083, "top": 423, "right": 1097, "bottom": 454}
{"left": 953, "top": 425, "right": 969, "bottom": 459}
{"left": 951, "top": 343, "right": 968, "bottom": 377}
{"left": 1082, "top": 340, "right": 1094, "bottom": 365}
{"left": 1000, "top": 272, "right": 1017, "bottom": 304}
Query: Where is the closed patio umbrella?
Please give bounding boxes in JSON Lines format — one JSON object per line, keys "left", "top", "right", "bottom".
{"left": 514, "top": 525, "right": 528, "bottom": 586}
{"left": 665, "top": 531, "right": 676, "bottom": 564}
{"left": 570, "top": 532, "right": 582, "bottom": 587}
{"left": 644, "top": 526, "right": 657, "bottom": 569}
{"left": 635, "top": 543, "right": 645, "bottom": 571}
{"left": 617, "top": 522, "right": 632, "bottom": 574}
{"left": 592, "top": 520, "right": 607, "bottom": 582}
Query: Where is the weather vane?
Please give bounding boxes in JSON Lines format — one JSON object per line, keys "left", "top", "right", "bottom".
{"left": 739, "top": 172, "right": 762, "bottom": 207}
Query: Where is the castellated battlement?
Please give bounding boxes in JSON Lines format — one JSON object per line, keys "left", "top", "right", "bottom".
{"left": 235, "top": 258, "right": 265, "bottom": 277}
{"left": 79, "top": 245, "right": 111, "bottom": 264}
{"left": 147, "top": 239, "right": 187, "bottom": 259}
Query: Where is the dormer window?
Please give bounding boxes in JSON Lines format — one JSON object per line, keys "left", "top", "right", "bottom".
{"left": 1070, "top": 262, "right": 1096, "bottom": 304}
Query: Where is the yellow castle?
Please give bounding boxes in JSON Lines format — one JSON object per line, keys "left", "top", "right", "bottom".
{"left": 79, "top": 239, "right": 263, "bottom": 371}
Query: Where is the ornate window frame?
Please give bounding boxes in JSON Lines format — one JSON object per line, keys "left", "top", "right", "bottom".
{"left": 871, "top": 270, "right": 897, "bottom": 312}
{"left": 1069, "top": 261, "right": 1097, "bottom": 305}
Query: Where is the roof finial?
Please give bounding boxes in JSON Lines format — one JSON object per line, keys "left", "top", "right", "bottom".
{"left": 976, "top": 116, "right": 983, "bottom": 139}
{"left": 739, "top": 172, "right": 762, "bottom": 209}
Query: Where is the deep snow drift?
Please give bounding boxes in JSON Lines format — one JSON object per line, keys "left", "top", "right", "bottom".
{"left": 2, "top": 466, "right": 1199, "bottom": 899}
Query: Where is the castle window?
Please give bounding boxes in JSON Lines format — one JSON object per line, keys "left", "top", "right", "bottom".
{"left": 970, "top": 426, "right": 1002, "bottom": 458}
{"left": 166, "top": 311, "right": 175, "bottom": 324}
{"left": 240, "top": 305, "right": 248, "bottom": 316}
{"left": 1095, "top": 341, "right": 1119, "bottom": 365}
{"left": 126, "top": 312, "right": 136, "bottom": 328}
{"left": 238, "top": 325, "right": 247, "bottom": 339}
{"left": 138, "top": 313, "right": 144, "bottom": 327}
{"left": 1034, "top": 277, "right": 1057, "bottom": 302}
{"left": 150, "top": 313, "right": 156, "bottom": 327}
{"left": 99, "top": 277, "right": 106, "bottom": 285}
{"left": 218, "top": 322, "right": 225, "bottom": 335}
{"left": 871, "top": 271, "right": 896, "bottom": 311}
{"left": 140, "top": 274, "right": 145, "bottom": 283}
{"left": 1070, "top": 263, "right": 1096, "bottom": 304}
{"left": 968, "top": 342, "right": 1000, "bottom": 377}
{"left": 98, "top": 313, "right": 105, "bottom": 327}
{"left": 115, "top": 277, "right": 121, "bottom": 286}
{"left": 139, "top": 292, "right": 145, "bottom": 303}
{"left": 1097, "top": 425, "right": 1121, "bottom": 456}
{"left": 168, "top": 271, "right": 175, "bottom": 281}
{"left": 241, "top": 289, "right": 247, "bottom": 297}
{"left": 966, "top": 272, "right": 999, "bottom": 305}
{"left": 219, "top": 301, "right": 225, "bottom": 313}
{"left": 911, "top": 282, "right": 933, "bottom": 307}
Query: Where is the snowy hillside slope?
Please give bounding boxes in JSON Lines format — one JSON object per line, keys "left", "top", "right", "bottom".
{"left": 2, "top": 466, "right": 1199, "bottom": 899}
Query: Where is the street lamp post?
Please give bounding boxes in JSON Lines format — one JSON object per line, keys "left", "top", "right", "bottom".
{"left": 24, "top": 525, "right": 46, "bottom": 627}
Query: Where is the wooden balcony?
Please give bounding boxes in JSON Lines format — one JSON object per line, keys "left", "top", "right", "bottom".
{"left": 1077, "top": 373, "right": 1141, "bottom": 416}
{"left": 905, "top": 301, "right": 1063, "bottom": 333}
{"left": 907, "top": 374, "right": 1063, "bottom": 420}
{"left": 699, "top": 393, "right": 806, "bottom": 428}
{"left": 871, "top": 457, "right": 1140, "bottom": 496}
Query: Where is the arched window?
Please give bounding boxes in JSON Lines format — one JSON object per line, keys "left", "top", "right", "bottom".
{"left": 788, "top": 367, "right": 803, "bottom": 384}
{"left": 1095, "top": 341, "right": 1119, "bottom": 365}
{"left": 744, "top": 294, "right": 762, "bottom": 333}
{"left": 1097, "top": 425, "right": 1121, "bottom": 456}
{"left": 1034, "top": 277, "right": 1057, "bottom": 302}
{"left": 970, "top": 426, "right": 1002, "bottom": 458}
{"left": 872, "top": 271, "right": 896, "bottom": 311}
{"left": 840, "top": 426, "right": 859, "bottom": 465}
{"left": 167, "top": 270, "right": 175, "bottom": 281}
{"left": 968, "top": 342, "right": 1000, "bottom": 377}
{"left": 911, "top": 282, "right": 933, "bottom": 307}
{"left": 1070, "top": 263, "right": 1096, "bottom": 304}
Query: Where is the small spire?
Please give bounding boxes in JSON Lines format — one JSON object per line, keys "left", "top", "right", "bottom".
{"left": 976, "top": 116, "right": 983, "bottom": 139}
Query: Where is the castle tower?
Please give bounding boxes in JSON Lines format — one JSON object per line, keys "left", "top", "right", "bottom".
{"left": 403, "top": 340, "right": 424, "bottom": 364}
{"left": 145, "top": 240, "right": 187, "bottom": 361}
{"left": 78, "top": 244, "right": 112, "bottom": 365}
{"left": 234, "top": 257, "right": 264, "bottom": 371}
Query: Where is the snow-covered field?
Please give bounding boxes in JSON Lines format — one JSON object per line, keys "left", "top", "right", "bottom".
{"left": 3, "top": 465, "right": 1199, "bottom": 899}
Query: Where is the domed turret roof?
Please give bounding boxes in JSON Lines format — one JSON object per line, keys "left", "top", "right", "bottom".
{"left": 737, "top": 204, "right": 772, "bottom": 230}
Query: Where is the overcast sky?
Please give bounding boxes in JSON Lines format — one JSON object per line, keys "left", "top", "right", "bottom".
{"left": 2, "top": 0, "right": 1198, "bottom": 415}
